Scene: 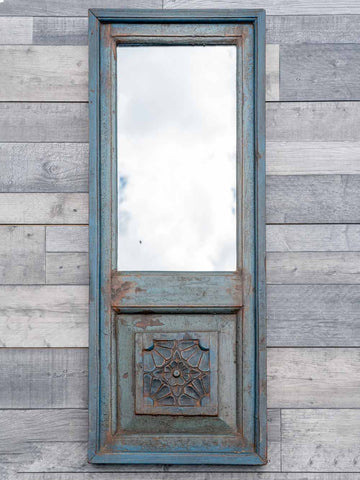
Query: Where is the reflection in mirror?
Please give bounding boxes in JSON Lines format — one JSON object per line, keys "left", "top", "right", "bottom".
{"left": 117, "top": 45, "right": 237, "bottom": 271}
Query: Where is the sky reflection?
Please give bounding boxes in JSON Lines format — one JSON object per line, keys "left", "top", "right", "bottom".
{"left": 117, "top": 45, "right": 237, "bottom": 271}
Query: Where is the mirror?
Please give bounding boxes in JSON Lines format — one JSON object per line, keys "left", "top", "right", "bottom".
{"left": 117, "top": 45, "right": 237, "bottom": 271}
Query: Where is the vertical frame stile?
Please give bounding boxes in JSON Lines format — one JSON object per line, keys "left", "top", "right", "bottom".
{"left": 88, "top": 10, "right": 100, "bottom": 461}
{"left": 89, "top": 9, "right": 266, "bottom": 464}
{"left": 255, "top": 11, "right": 267, "bottom": 462}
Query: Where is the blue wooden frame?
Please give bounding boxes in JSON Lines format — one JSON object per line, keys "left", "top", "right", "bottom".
{"left": 89, "top": 9, "right": 266, "bottom": 465}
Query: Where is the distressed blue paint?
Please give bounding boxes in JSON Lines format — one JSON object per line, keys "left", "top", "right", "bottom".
{"left": 88, "top": 9, "right": 266, "bottom": 465}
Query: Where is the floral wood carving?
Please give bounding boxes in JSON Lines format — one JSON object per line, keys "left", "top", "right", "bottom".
{"left": 143, "top": 339, "right": 210, "bottom": 407}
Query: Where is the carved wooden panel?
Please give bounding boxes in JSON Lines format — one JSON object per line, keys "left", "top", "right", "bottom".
{"left": 135, "top": 332, "right": 218, "bottom": 415}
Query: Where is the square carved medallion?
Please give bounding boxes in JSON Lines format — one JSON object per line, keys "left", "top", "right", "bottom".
{"left": 135, "top": 332, "right": 218, "bottom": 415}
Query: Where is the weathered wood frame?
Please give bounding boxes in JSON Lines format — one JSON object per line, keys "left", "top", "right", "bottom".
{"left": 89, "top": 9, "right": 266, "bottom": 464}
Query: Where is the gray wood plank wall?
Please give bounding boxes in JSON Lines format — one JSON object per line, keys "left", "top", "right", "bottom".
{"left": 0, "top": 2, "right": 359, "bottom": 478}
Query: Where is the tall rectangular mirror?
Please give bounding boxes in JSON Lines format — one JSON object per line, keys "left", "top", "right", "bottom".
{"left": 89, "top": 9, "right": 266, "bottom": 465}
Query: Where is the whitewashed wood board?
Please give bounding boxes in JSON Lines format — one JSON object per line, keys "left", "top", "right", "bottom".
{"left": 0, "top": 226, "right": 45, "bottom": 284}
{"left": 267, "top": 15, "right": 360, "bottom": 44}
{"left": 0, "top": 286, "right": 88, "bottom": 347}
{"left": 46, "top": 226, "right": 88, "bottom": 252}
{"left": 267, "top": 142, "right": 360, "bottom": 175}
{"left": 0, "top": 0, "right": 161, "bottom": 16}
{"left": 0, "top": 194, "right": 88, "bottom": 224}
{"left": 46, "top": 253, "right": 89, "bottom": 284}
{"left": 0, "top": 103, "right": 88, "bottom": 142}
{"left": 282, "top": 410, "right": 360, "bottom": 472}
{"left": 0, "top": 143, "right": 88, "bottom": 192}
{"left": 268, "top": 348, "right": 360, "bottom": 408}
{"left": 268, "top": 284, "right": 360, "bottom": 347}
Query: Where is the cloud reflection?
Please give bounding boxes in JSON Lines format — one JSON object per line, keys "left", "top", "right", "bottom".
{"left": 117, "top": 46, "right": 237, "bottom": 271}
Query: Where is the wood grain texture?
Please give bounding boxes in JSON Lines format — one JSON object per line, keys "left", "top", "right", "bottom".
{"left": 48, "top": 225, "right": 360, "bottom": 253}
{"left": 0, "top": 286, "right": 88, "bottom": 347}
{"left": 0, "top": 226, "right": 45, "bottom": 284}
{"left": 267, "top": 15, "right": 360, "bottom": 44}
{"left": 0, "top": 46, "right": 87, "bottom": 102}
{"left": 164, "top": 0, "right": 360, "bottom": 15}
{"left": 46, "top": 226, "right": 88, "bottom": 252}
{"left": 33, "top": 17, "right": 88, "bottom": 45}
{"left": 0, "top": 349, "right": 88, "bottom": 408}
{"left": 267, "top": 102, "right": 360, "bottom": 142}
{"left": 1, "top": 284, "right": 358, "bottom": 348}
{"left": 267, "top": 252, "right": 360, "bottom": 284}
{"left": 0, "top": 0, "right": 161, "bottom": 16}
{"left": 0, "top": 143, "right": 88, "bottom": 192}
{"left": 266, "top": 44, "right": 279, "bottom": 101}
{"left": 268, "top": 348, "right": 360, "bottom": 408}
{"left": 0, "top": 45, "right": 277, "bottom": 101}
{"left": 267, "top": 175, "right": 360, "bottom": 224}
{"left": 282, "top": 409, "right": 360, "bottom": 472}
{"left": 11, "top": 474, "right": 360, "bottom": 480}
{"left": 0, "top": 17, "right": 33, "bottom": 44}
{"left": 46, "top": 253, "right": 89, "bottom": 284}
{"left": 281, "top": 44, "right": 360, "bottom": 101}
{"left": 0, "top": 411, "right": 279, "bottom": 473}
{"left": 3, "top": 102, "right": 358, "bottom": 144}
{"left": 0, "top": 103, "right": 88, "bottom": 142}
{"left": 0, "top": 193, "right": 88, "bottom": 224}
{"left": 268, "top": 284, "right": 360, "bottom": 347}
{"left": 267, "top": 142, "right": 360, "bottom": 175}
{"left": 267, "top": 225, "right": 360, "bottom": 252}
{"left": 0, "top": 410, "right": 88, "bottom": 445}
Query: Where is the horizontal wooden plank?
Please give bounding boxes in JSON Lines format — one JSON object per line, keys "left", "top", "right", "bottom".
{"left": 46, "top": 253, "right": 89, "bottom": 284}
{"left": 0, "top": 411, "right": 278, "bottom": 473}
{"left": 111, "top": 272, "right": 242, "bottom": 311}
{"left": 267, "top": 175, "right": 360, "bottom": 224}
{"left": 0, "top": 45, "right": 277, "bottom": 101}
{"left": 13, "top": 474, "right": 360, "bottom": 480}
{"left": 33, "top": 17, "right": 88, "bottom": 45}
{"left": 0, "top": 143, "right": 88, "bottom": 193}
{"left": 0, "top": 103, "right": 88, "bottom": 143}
{"left": 267, "top": 142, "right": 360, "bottom": 175}
{"left": 267, "top": 102, "right": 360, "bottom": 142}
{"left": 267, "top": 15, "right": 360, "bottom": 44}
{"left": 281, "top": 44, "right": 360, "bottom": 101}
{"left": 0, "top": 17, "right": 33, "bottom": 44}
{"left": 3, "top": 102, "right": 358, "bottom": 143}
{"left": 46, "top": 226, "right": 88, "bottom": 252}
{"left": 267, "top": 225, "right": 360, "bottom": 252}
{"left": 0, "top": 193, "right": 88, "bottom": 224}
{"left": 267, "top": 252, "right": 360, "bottom": 284}
{"left": 164, "top": 0, "right": 360, "bottom": 14}
{"left": 47, "top": 225, "right": 360, "bottom": 253}
{"left": 266, "top": 44, "right": 279, "bottom": 101}
{"left": 0, "top": 0, "right": 161, "bottom": 16}
{"left": 0, "top": 46, "right": 87, "bottom": 102}
{"left": 268, "top": 284, "right": 360, "bottom": 347}
{"left": 268, "top": 348, "right": 360, "bottom": 408}
{"left": 0, "top": 410, "right": 88, "bottom": 445}
{"left": 282, "top": 409, "right": 360, "bottom": 472}
{"left": 0, "top": 226, "right": 44, "bottom": 284}
{"left": 0, "top": 349, "right": 87, "bottom": 408}
{"left": 0, "top": 286, "right": 88, "bottom": 347}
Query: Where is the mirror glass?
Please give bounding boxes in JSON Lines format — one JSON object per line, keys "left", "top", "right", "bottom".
{"left": 117, "top": 45, "right": 237, "bottom": 271}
